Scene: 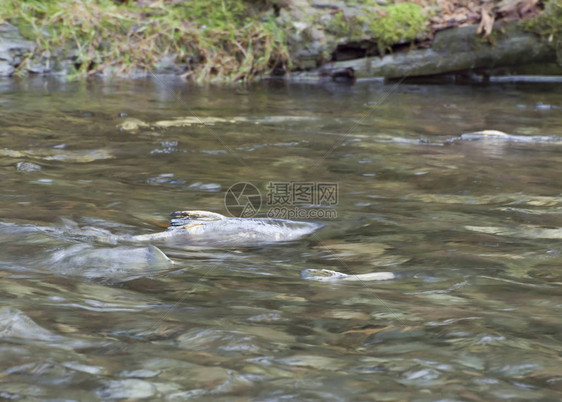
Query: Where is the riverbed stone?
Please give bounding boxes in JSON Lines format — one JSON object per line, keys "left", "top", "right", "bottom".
{"left": 16, "top": 161, "right": 42, "bottom": 173}
{"left": 97, "top": 379, "right": 157, "bottom": 399}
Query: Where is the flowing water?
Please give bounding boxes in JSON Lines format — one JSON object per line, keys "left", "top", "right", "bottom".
{"left": 0, "top": 77, "right": 561, "bottom": 400}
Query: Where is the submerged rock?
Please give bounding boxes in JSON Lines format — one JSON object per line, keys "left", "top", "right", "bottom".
{"left": 451, "top": 130, "right": 562, "bottom": 143}
{"left": 16, "top": 161, "right": 42, "bottom": 172}
{"left": 117, "top": 117, "right": 150, "bottom": 131}
{"left": 465, "top": 225, "right": 562, "bottom": 240}
{"left": 146, "top": 173, "right": 186, "bottom": 186}
{"left": 153, "top": 116, "right": 229, "bottom": 128}
{"left": 47, "top": 243, "right": 173, "bottom": 279}
{"left": 301, "top": 268, "right": 395, "bottom": 282}
{"left": 1, "top": 148, "right": 114, "bottom": 163}
{"left": 97, "top": 379, "right": 157, "bottom": 400}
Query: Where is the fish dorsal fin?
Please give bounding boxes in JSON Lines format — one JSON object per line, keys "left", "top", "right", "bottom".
{"left": 147, "top": 245, "right": 173, "bottom": 265}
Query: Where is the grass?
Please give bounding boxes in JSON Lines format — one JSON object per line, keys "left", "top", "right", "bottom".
{"left": 0, "top": 0, "right": 290, "bottom": 83}
{"left": 5, "top": 1, "right": 547, "bottom": 82}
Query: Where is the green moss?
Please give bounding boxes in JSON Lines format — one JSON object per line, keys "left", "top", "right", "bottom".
{"left": 324, "top": 2, "right": 428, "bottom": 54}
{"left": 0, "top": 0, "right": 290, "bottom": 83}
{"left": 524, "top": 0, "right": 562, "bottom": 64}
{"left": 369, "top": 2, "right": 428, "bottom": 54}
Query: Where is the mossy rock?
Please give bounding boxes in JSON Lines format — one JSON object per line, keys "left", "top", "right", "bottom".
{"left": 326, "top": 20, "right": 558, "bottom": 79}
{"left": 523, "top": 0, "right": 562, "bottom": 65}
{"left": 368, "top": 2, "right": 429, "bottom": 54}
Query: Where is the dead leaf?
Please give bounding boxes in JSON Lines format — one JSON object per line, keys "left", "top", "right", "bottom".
{"left": 519, "top": 0, "right": 540, "bottom": 16}
{"left": 447, "top": 11, "right": 468, "bottom": 24}
{"left": 498, "top": 0, "right": 523, "bottom": 14}
{"left": 477, "top": 4, "right": 495, "bottom": 38}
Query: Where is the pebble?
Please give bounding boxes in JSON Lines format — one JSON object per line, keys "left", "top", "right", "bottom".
{"left": 97, "top": 379, "right": 157, "bottom": 399}
{"left": 16, "top": 161, "right": 41, "bottom": 172}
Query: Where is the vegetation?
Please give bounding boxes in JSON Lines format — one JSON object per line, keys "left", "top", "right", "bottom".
{"left": 325, "top": 1, "right": 429, "bottom": 55}
{"left": 369, "top": 2, "right": 428, "bottom": 54}
{"left": 0, "top": 0, "right": 555, "bottom": 82}
{"left": 0, "top": 0, "right": 290, "bottom": 83}
{"left": 524, "top": 0, "right": 562, "bottom": 63}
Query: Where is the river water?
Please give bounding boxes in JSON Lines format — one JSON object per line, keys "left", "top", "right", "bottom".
{"left": 0, "top": 77, "right": 561, "bottom": 400}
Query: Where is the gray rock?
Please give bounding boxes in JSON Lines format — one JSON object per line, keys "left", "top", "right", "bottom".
{"left": 16, "top": 161, "right": 42, "bottom": 172}
{"left": 27, "top": 60, "right": 51, "bottom": 74}
{"left": 0, "top": 60, "right": 14, "bottom": 76}
{"left": 0, "top": 23, "right": 34, "bottom": 77}
{"left": 97, "top": 379, "right": 157, "bottom": 399}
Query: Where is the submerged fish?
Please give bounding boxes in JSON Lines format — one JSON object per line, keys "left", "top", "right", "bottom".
{"left": 58, "top": 210, "right": 322, "bottom": 248}
{"left": 3, "top": 211, "right": 322, "bottom": 279}
{"left": 124, "top": 210, "right": 322, "bottom": 247}
{"left": 47, "top": 243, "right": 173, "bottom": 279}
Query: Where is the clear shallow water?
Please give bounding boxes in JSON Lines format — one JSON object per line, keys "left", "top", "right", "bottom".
{"left": 0, "top": 77, "right": 561, "bottom": 400}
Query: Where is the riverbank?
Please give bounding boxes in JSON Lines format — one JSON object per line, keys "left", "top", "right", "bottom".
{"left": 0, "top": 0, "right": 560, "bottom": 83}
